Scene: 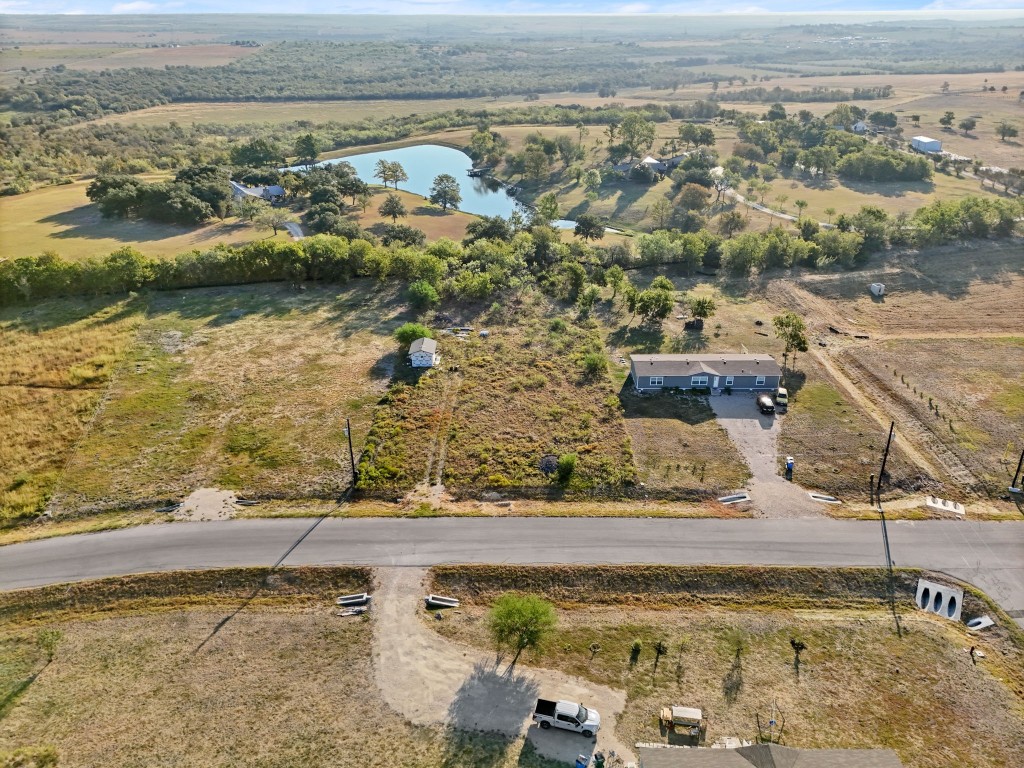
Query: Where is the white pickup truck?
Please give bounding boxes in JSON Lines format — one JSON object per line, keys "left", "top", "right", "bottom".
{"left": 533, "top": 698, "right": 601, "bottom": 737}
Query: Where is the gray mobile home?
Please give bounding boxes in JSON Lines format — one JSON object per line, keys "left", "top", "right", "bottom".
{"left": 630, "top": 354, "right": 781, "bottom": 392}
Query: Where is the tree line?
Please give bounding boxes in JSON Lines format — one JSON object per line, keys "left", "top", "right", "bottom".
{"left": 2, "top": 194, "right": 1016, "bottom": 309}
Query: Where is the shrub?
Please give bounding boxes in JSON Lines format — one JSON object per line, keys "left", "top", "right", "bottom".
{"left": 556, "top": 453, "right": 577, "bottom": 483}
{"left": 581, "top": 352, "right": 607, "bottom": 377}
{"left": 394, "top": 322, "right": 433, "bottom": 346}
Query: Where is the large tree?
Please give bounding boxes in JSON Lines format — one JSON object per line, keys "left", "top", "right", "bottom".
{"left": 574, "top": 213, "right": 605, "bottom": 242}
{"left": 294, "top": 133, "right": 321, "bottom": 168}
{"left": 996, "top": 121, "right": 1019, "bottom": 141}
{"left": 378, "top": 193, "right": 407, "bottom": 223}
{"left": 488, "top": 593, "right": 557, "bottom": 671}
{"left": 619, "top": 112, "right": 656, "bottom": 161}
{"left": 428, "top": 174, "right": 462, "bottom": 212}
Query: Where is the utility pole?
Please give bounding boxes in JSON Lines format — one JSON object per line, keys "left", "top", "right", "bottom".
{"left": 1010, "top": 448, "right": 1024, "bottom": 494}
{"left": 875, "top": 421, "right": 902, "bottom": 636}
{"left": 344, "top": 418, "right": 357, "bottom": 488}
{"left": 875, "top": 421, "right": 895, "bottom": 503}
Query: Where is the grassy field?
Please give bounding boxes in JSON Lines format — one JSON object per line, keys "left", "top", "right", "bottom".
{"left": 429, "top": 565, "right": 1024, "bottom": 768}
{"left": 0, "top": 567, "right": 559, "bottom": 768}
{"left": 0, "top": 296, "right": 144, "bottom": 523}
{"left": 841, "top": 338, "right": 1024, "bottom": 496}
{"left": 359, "top": 291, "right": 636, "bottom": 498}
{"left": 620, "top": 391, "right": 750, "bottom": 496}
{"left": 45, "top": 282, "right": 407, "bottom": 515}
{"left": 0, "top": 179, "right": 292, "bottom": 261}
{"left": 776, "top": 356, "right": 921, "bottom": 499}
{"left": 772, "top": 240, "right": 1024, "bottom": 337}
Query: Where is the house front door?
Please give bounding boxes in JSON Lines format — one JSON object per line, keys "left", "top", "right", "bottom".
{"left": 713, "top": 376, "right": 720, "bottom": 389}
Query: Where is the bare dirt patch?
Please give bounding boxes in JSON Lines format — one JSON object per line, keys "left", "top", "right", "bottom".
{"left": 709, "top": 394, "right": 823, "bottom": 518}
{"left": 771, "top": 241, "right": 1024, "bottom": 338}
{"left": 374, "top": 567, "right": 632, "bottom": 764}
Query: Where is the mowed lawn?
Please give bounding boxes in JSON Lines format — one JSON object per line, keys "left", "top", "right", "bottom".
{"left": 359, "top": 293, "right": 636, "bottom": 497}
{"left": 0, "top": 180, "right": 291, "bottom": 262}
{"left": 46, "top": 282, "right": 410, "bottom": 515}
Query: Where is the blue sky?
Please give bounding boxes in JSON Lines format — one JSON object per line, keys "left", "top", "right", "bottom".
{"left": 2, "top": 0, "right": 1022, "bottom": 14}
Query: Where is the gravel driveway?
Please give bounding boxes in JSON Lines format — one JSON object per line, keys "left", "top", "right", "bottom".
{"left": 709, "top": 394, "right": 823, "bottom": 518}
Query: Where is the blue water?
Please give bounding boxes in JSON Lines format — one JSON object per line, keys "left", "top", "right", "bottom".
{"left": 312, "top": 144, "right": 534, "bottom": 221}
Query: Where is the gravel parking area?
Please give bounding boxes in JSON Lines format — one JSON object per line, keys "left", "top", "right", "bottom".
{"left": 709, "top": 394, "right": 823, "bottom": 518}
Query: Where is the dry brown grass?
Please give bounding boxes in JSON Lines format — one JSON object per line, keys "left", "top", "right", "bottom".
{"left": 52, "top": 282, "right": 409, "bottom": 514}
{"left": 777, "top": 355, "right": 923, "bottom": 499}
{"left": 842, "top": 337, "right": 1024, "bottom": 496}
{"left": 428, "top": 566, "right": 1024, "bottom": 768}
{"left": 0, "top": 568, "right": 558, "bottom": 768}
{"left": 358, "top": 291, "right": 636, "bottom": 498}
{"left": 0, "top": 297, "right": 143, "bottom": 523}
{"left": 774, "top": 241, "right": 1024, "bottom": 338}
{"left": 620, "top": 391, "right": 750, "bottom": 495}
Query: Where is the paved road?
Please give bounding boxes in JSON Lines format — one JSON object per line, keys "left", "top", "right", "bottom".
{"left": 3, "top": 518, "right": 1022, "bottom": 623}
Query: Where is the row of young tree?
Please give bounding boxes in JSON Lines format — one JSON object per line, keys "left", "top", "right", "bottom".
{"left": 3, "top": 194, "right": 1016, "bottom": 309}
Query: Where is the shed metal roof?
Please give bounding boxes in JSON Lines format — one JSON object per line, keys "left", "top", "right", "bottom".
{"left": 630, "top": 354, "right": 781, "bottom": 379}
{"left": 408, "top": 337, "right": 437, "bottom": 355}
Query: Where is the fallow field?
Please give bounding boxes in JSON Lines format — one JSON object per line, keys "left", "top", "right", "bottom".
{"left": 430, "top": 565, "right": 1024, "bottom": 768}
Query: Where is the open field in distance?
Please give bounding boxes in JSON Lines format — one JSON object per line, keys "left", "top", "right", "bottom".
{"left": 0, "top": 179, "right": 291, "bottom": 261}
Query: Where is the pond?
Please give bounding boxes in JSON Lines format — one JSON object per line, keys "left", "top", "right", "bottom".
{"left": 301, "top": 144, "right": 576, "bottom": 229}
{"left": 316, "top": 144, "right": 530, "bottom": 219}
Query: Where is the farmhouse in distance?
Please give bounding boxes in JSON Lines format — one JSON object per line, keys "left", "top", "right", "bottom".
{"left": 630, "top": 354, "right": 782, "bottom": 393}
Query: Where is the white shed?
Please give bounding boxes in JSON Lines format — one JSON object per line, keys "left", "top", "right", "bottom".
{"left": 911, "top": 136, "right": 942, "bottom": 153}
{"left": 408, "top": 337, "right": 440, "bottom": 368}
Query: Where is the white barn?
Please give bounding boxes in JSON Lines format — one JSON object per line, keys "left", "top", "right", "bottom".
{"left": 408, "top": 337, "right": 440, "bottom": 368}
{"left": 911, "top": 136, "right": 942, "bottom": 153}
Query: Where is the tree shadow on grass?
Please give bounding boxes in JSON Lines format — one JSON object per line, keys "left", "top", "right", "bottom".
{"left": 440, "top": 660, "right": 539, "bottom": 768}
{"left": 606, "top": 323, "right": 664, "bottom": 353}
{"left": 722, "top": 655, "right": 744, "bottom": 704}
{"left": 40, "top": 205, "right": 246, "bottom": 243}
{"left": 839, "top": 178, "right": 936, "bottom": 199}
{"left": 667, "top": 330, "right": 710, "bottom": 353}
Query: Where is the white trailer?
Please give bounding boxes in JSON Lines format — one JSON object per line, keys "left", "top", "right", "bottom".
{"left": 911, "top": 136, "right": 942, "bottom": 153}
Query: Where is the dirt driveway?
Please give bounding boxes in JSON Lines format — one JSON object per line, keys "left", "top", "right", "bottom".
{"left": 709, "top": 394, "right": 823, "bottom": 518}
{"left": 372, "top": 567, "right": 632, "bottom": 765}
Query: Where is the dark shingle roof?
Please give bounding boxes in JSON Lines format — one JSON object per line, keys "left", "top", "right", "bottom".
{"left": 630, "top": 354, "right": 782, "bottom": 379}
{"left": 638, "top": 745, "right": 904, "bottom": 768}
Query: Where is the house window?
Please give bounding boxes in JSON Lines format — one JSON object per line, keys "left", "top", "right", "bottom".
{"left": 690, "top": 376, "right": 709, "bottom": 387}
{"left": 649, "top": 376, "right": 664, "bottom": 386}
{"left": 756, "top": 376, "right": 766, "bottom": 386}
{"left": 725, "top": 376, "right": 734, "bottom": 386}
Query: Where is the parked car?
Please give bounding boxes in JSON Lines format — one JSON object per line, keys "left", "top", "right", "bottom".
{"left": 757, "top": 394, "right": 776, "bottom": 414}
{"left": 774, "top": 387, "right": 789, "bottom": 409}
{"left": 534, "top": 699, "right": 601, "bottom": 737}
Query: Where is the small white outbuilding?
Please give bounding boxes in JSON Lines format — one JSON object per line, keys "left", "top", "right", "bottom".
{"left": 408, "top": 337, "right": 440, "bottom": 368}
{"left": 870, "top": 283, "right": 886, "bottom": 297}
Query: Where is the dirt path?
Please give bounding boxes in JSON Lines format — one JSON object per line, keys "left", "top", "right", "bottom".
{"left": 372, "top": 567, "right": 633, "bottom": 764}
{"left": 709, "top": 396, "right": 823, "bottom": 518}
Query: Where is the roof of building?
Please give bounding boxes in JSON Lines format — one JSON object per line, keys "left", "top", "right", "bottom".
{"left": 638, "top": 744, "right": 904, "bottom": 768}
{"left": 408, "top": 337, "right": 437, "bottom": 355}
{"left": 265, "top": 185, "right": 285, "bottom": 196}
{"left": 630, "top": 354, "right": 782, "bottom": 379}
{"left": 911, "top": 135, "right": 940, "bottom": 143}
